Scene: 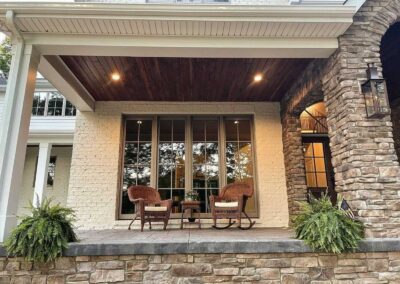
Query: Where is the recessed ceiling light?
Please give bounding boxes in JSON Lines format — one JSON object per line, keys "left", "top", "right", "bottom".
{"left": 254, "top": 74, "right": 263, "bottom": 82}
{"left": 111, "top": 72, "right": 121, "bottom": 81}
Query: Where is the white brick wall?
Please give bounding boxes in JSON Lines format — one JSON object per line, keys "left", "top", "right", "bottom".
{"left": 68, "top": 101, "right": 289, "bottom": 229}
{"left": 17, "top": 146, "right": 73, "bottom": 217}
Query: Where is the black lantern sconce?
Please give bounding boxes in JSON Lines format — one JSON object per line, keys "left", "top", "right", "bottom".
{"left": 361, "top": 64, "right": 390, "bottom": 118}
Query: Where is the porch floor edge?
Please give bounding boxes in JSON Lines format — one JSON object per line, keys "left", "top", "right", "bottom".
{"left": 1, "top": 239, "right": 399, "bottom": 257}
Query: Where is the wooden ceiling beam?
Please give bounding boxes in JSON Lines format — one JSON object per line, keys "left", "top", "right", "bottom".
{"left": 39, "top": 55, "right": 95, "bottom": 112}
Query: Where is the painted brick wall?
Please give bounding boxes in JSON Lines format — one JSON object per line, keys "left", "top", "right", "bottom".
{"left": 68, "top": 101, "right": 289, "bottom": 229}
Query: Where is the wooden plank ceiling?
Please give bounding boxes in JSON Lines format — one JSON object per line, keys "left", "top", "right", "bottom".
{"left": 60, "top": 56, "right": 311, "bottom": 102}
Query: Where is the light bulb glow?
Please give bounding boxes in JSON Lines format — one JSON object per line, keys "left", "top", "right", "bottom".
{"left": 111, "top": 72, "right": 121, "bottom": 81}
{"left": 254, "top": 74, "right": 263, "bottom": 82}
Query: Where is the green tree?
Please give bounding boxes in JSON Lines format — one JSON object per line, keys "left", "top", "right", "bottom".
{"left": 0, "top": 37, "right": 12, "bottom": 79}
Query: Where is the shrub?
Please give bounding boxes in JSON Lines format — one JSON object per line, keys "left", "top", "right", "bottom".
{"left": 5, "top": 199, "right": 78, "bottom": 263}
{"left": 293, "top": 195, "right": 364, "bottom": 253}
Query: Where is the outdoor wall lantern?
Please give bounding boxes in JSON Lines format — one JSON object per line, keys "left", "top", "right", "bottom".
{"left": 361, "top": 64, "right": 390, "bottom": 118}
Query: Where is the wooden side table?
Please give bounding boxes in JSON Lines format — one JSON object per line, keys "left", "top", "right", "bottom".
{"left": 180, "top": 200, "right": 201, "bottom": 229}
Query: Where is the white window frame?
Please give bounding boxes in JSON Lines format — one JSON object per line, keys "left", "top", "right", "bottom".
{"left": 32, "top": 91, "right": 76, "bottom": 117}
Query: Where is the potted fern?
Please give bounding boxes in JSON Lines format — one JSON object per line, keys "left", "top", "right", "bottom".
{"left": 5, "top": 198, "right": 78, "bottom": 263}
{"left": 293, "top": 194, "right": 364, "bottom": 254}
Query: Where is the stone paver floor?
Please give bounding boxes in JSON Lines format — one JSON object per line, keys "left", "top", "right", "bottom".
{"left": 75, "top": 228, "right": 294, "bottom": 245}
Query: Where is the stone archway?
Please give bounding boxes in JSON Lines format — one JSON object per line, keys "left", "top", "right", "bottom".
{"left": 280, "top": 59, "right": 327, "bottom": 221}
{"left": 281, "top": 0, "right": 400, "bottom": 237}
{"left": 321, "top": 0, "right": 400, "bottom": 237}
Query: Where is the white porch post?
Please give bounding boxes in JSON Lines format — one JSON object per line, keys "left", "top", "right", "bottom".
{"left": 32, "top": 143, "right": 52, "bottom": 207}
{"left": 0, "top": 42, "right": 40, "bottom": 242}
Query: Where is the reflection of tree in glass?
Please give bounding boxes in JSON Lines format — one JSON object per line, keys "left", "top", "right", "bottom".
{"left": 193, "top": 143, "right": 219, "bottom": 164}
{"left": 123, "top": 166, "right": 151, "bottom": 188}
{"left": 158, "top": 142, "right": 185, "bottom": 189}
{"left": 124, "top": 143, "right": 152, "bottom": 165}
{"left": 123, "top": 142, "right": 152, "bottom": 189}
{"left": 226, "top": 142, "right": 253, "bottom": 183}
{"left": 159, "top": 143, "right": 185, "bottom": 164}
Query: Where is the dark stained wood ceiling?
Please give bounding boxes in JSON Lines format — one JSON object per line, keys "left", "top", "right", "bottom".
{"left": 60, "top": 56, "right": 311, "bottom": 102}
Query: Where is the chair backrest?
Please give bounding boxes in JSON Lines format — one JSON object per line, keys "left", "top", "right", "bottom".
{"left": 220, "top": 182, "right": 253, "bottom": 199}
{"left": 127, "top": 185, "right": 161, "bottom": 203}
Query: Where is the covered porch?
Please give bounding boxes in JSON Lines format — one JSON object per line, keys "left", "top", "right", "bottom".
{"left": 1, "top": 0, "right": 400, "bottom": 242}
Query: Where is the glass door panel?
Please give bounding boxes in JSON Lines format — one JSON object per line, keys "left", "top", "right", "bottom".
{"left": 121, "top": 119, "right": 153, "bottom": 215}
{"left": 224, "top": 119, "right": 255, "bottom": 212}
{"left": 192, "top": 118, "right": 219, "bottom": 213}
{"left": 158, "top": 119, "right": 186, "bottom": 213}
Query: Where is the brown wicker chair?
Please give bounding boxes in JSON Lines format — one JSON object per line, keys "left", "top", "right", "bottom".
{"left": 209, "top": 182, "right": 256, "bottom": 230}
{"left": 127, "top": 185, "right": 172, "bottom": 231}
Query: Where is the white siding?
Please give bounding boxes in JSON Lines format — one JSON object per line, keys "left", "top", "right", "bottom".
{"left": 17, "top": 146, "right": 73, "bottom": 218}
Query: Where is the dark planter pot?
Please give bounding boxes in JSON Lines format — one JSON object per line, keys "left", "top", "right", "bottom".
{"left": 188, "top": 217, "right": 196, "bottom": 223}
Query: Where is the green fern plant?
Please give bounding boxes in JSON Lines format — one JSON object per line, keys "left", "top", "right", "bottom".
{"left": 293, "top": 195, "right": 364, "bottom": 254}
{"left": 4, "top": 198, "right": 78, "bottom": 263}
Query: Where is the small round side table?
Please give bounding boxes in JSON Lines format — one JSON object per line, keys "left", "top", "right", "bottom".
{"left": 180, "top": 200, "right": 201, "bottom": 229}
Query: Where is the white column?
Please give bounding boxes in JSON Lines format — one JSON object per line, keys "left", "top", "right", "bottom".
{"left": 0, "top": 43, "right": 40, "bottom": 242}
{"left": 32, "top": 143, "right": 52, "bottom": 207}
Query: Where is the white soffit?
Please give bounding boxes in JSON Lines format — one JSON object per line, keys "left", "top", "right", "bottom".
{"left": 0, "top": 4, "right": 356, "bottom": 39}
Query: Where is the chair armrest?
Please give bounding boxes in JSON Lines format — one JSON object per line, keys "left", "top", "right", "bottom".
{"left": 159, "top": 199, "right": 173, "bottom": 208}
{"left": 210, "top": 196, "right": 223, "bottom": 203}
{"left": 131, "top": 198, "right": 145, "bottom": 204}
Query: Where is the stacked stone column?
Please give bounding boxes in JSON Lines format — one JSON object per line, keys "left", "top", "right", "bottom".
{"left": 281, "top": 0, "right": 400, "bottom": 237}
{"left": 321, "top": 0, "right": 400, "bottom": 237}
{"left": 281, "top": 112, "right": 308, "bottom": 220}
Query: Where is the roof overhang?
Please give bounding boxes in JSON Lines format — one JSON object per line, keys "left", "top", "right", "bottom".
{"left": 0, "top": 3, "right": 357, "bottom": 58}
{"left": 0, "top": 2, "right": 359, "bottom": 111}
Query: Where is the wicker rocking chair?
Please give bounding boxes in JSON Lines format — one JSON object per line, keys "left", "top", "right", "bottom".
{"left": 209, "top": 182, "right": 256, "bottom": 230}
{"left": 127, "top": 185, "right": 172, "bottom": 232}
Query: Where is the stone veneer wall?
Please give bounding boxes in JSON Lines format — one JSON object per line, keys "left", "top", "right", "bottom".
{"left": 68, "top": 102, "right": 289, "bottom": 229}
{"left": 280, "top": 59, "right": 327, "bottom": 221}
{"left": 280, "top": 0, "right": 400, "bottom": 237}
{"left": 1, "top": 252, "right": 400, "bottom": 283}
{"left": 280, "top": 113, "right": 307, "bottom": 219}
{"left": 322, "top": 0, "right": 400, "bottom": 238}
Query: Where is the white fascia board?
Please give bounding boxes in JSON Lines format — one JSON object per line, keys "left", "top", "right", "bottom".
{"left": 28, "top": 116, "right": 75, "bottom": 143}
{"left": 0, "top": 3, "right": 356, "bottom": 19}
{"left": 0, "top": 79, "right": 57, "bottom": 92}
{"left": 290, "top": 0, "right": 366, "bottom": 12}
{"left": 28, "top": 35, "right": 339, "bottom": 58}
{"left": 290, "top": 0, "right": 346, "bottom": 5}
{"left": 27, "top": 134, "right": 74, "bottom": 145}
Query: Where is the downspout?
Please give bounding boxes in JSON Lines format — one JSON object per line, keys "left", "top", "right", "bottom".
{"left": 5, "top": 10, "right": 23, "bottom": 43}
